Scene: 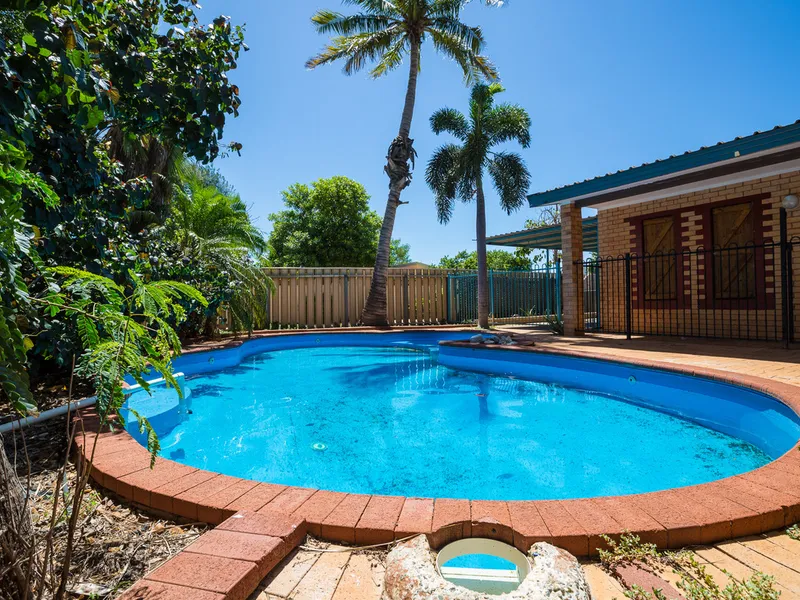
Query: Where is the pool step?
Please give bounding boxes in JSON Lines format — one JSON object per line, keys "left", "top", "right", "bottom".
{"left": 119, "top": 510, "right": 307, "bottom": 600}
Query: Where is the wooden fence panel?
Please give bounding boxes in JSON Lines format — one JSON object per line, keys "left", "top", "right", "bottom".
{"left": 261, "top": 267, "right": 471, "bottom": 328}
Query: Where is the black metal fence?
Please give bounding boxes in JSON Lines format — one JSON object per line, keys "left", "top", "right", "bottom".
{"left": 577, "top": 238, "right": 799, "bottom": 342}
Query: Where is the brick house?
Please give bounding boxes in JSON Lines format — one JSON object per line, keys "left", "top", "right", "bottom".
{"left": 489, "top": 121, "right": 800, "bottom": 343}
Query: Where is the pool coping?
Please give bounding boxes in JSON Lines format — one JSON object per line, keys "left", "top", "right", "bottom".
{"left": 75, "top": 328, "right": 800, "bottom": 563}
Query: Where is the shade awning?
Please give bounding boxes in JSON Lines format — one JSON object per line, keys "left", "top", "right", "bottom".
{"left": 487, "top": 217, "right": 598, "bottom": 252}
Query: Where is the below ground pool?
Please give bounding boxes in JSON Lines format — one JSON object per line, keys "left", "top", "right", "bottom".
{"left": 123, "top": 332, "right": 800, "bottom": 500}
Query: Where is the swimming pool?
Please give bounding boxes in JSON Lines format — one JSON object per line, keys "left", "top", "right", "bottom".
{"left": 122, "top": 331, "right": 800, "bottom": 501}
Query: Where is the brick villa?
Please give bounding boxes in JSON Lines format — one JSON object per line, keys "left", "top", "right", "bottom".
{"left": 489, "top": 121, "right": 800, "bottom": 343}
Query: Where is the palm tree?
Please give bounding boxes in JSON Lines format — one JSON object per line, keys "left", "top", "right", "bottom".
{"left": 106, "top": 126, "right": 184, "bottom": 231}
{"left": 426, "top": 83, "right": 531, "bottom": 328}
{"left": 306, "top": 0, "right": 504, "bottom": 325}
{"left": 166, "top": 171, "right": 271, "bottom": 334}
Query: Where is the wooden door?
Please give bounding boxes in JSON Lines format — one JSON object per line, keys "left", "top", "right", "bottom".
{"left": 712, "top": 202, "right": 755, "bottom": 300}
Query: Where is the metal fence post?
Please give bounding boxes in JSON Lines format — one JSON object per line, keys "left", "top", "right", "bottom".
{"left": 788, "top": 241, "right": 796, "bottom": 344}
{"left": 403, "top": 273, "right": 410, "bottom": 325}
{"left": 343, "top": 274, "right": 350, "bottom": 326}
{"left": 594, "top": 262, "right": 602, "bottom": 331}
{"left": 556, "top": 260, "right": 562, "bottom": 319}
{"left": 624, "top": 253, "right": 632, "bottom": 340}
{"left": 489, "top": 269, "right": 495, "bottom": 326}
{"left": 780, "top": 207, "right": 790, "bottom": 348}
{"left": 545, "top": 261, "right": 552, "bottom": 316}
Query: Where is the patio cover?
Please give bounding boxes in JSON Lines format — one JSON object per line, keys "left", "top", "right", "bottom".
{"left": 487, "top": 216, "right": 598, "bottom": 251}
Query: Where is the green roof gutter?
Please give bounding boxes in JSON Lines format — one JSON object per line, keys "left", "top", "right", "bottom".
{"left": 528, "top": 120, "right": 800, "bottom": 208}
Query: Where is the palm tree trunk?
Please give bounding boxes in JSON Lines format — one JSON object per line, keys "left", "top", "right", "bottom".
{"left": 360, "top": 38, "right": 421, "bottom": 326}
{"left": 476, "top": 179, "right": 490, "bottom": 329}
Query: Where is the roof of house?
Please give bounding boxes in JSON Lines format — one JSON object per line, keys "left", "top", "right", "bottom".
{"left": 528, "top": 120, "right": 800, "bottom": 208}
{"left": 487, "top": 216, "right": 598, "bottom": 251}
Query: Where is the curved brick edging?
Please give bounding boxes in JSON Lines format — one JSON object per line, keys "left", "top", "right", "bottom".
{"left": 75, "top": 331, "right": 800, "bottom": 560}
{"left": 120, "top": 509, "right": 307, "bottom": 600}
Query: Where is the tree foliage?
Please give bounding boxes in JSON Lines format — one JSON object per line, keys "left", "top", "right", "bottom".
{"left": 389, "top": 239, "right": 412, "bottom": 266}
{"left": 268, "top": 176, "right": 382, "bottom": 267}
{"left": 426, "top": 83, "right": 531, "bottom": 224}
{"left": 43, "top": 266, "right": 206, "bottom": 445}
{"left": 306, "top": 0, "right": 499, "bottom": 83}
{"left": 162, "top": 167, "right": 270, "bottom": 334}
{"left": 0, "top": 0, "right": 248, "bottom": 372}
{"left": 515, "top": 205, "right": 562, "bottom": 266}
{"left": 0, "top": 0, "right": 246, "bottom": 277}
{"left": 306, "top": 0, "right": 506, "bottom": 326}
{"left": 0, "top": 134, "right": 58, "bottom": 415}
{"left": 427, "top": 82, "right": 531, "bottom": 326}
{"left": 437, "top": 249, "right": 531, "bottom": 270}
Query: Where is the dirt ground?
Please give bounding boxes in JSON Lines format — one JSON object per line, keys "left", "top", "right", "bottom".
{"left": 1, "top": 416, "right": 205, "bottom": 599}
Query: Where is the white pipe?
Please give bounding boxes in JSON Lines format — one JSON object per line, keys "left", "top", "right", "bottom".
{"left": 0, "top": 396, "right": 97, "bottom": 434}
{"left": 0, "top": 373, "right": 184, "bottom": 435}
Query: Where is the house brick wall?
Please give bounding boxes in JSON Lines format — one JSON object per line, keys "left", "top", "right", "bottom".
{"left": 593, "top": 171, "right": 800, "bottom": 340}
{"left": 561, "top": 201, "right": 585, "bottom": 336}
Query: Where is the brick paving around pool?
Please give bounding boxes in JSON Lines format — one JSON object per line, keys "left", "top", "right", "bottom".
{"left": 74, "top": 328, "right": 800, "bottom": 599}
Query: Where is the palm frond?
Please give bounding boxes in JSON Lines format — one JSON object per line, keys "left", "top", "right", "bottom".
{"left": 429, "top": 0, "right": 463, "bottom": 20}
{"left": 428, "top": 17, "right": 485, "bottom": 54}
{"left": 428, "top": 27, "right": 498, "bottom": 84}
{"left": 425, "top": 144, "right": 463, "bottom": 223}
{"left": 370, "top": 36, "right": 408, "bottom": 77}
{"left": 342, "top": 0, "right": 398, "bottom": 16}
{"left": 487, "top": 151, "right": 530, "bottom": 214}
{"left": 430, "top": 108, "right": 469, "bottom": 140}
{"left": 310, "top": 10, "right": 396, "bottom": 35}
{"left": 469, "top": 82, "right": 503, "bottom": 109}
{"left": 485, "top": 103, "right": 531, "bottom": 148}
{"left": 307, "top": 29, "right": 401, "bottom": 74}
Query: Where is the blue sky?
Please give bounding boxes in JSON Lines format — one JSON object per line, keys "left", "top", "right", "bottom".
{"left": 198, "top": 0, "right": 799, "bottom": 264}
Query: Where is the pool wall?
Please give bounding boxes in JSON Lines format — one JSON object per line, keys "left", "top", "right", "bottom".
{"left": 437, "top": 343, "right": 800, "bottom": 459}
{"left": 124, "top": 330, "right": 475, "bottom": 382}
{"left": 82, "top": 329, "right": 800, "bottom": 559}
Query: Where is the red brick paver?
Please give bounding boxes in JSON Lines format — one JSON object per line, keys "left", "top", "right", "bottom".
{"left": 145, "top": 552, "right": 260, "bottom": 600}
{"left": 186, "top": 529, "right": 286, "bottom": 577}
{"left": 430, "top": 498, "right": 471, "bottom": 547}
{"left": 394, "top": 497, "right": 434, "bottom": 538}
{"left": 291, "top": 490, "right": 348, "bottom": 536}
{"left": 355, "top": 495, "right": 405, "bottom": 544}
{"left": 471, "top": 500, "right": 513, "bottom": 544}
{"left": 120, "top": 580, "right": 225, "bottom": 600}
{"left": 320, "top": 494, "right": 371, "bottom": 544}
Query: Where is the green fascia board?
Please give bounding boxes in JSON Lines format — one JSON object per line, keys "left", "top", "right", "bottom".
{"left": 527, "top": 120, "right": 800, "bottom": 207}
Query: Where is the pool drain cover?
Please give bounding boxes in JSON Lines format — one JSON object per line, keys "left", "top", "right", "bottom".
{"left": 312, "top": 442, "right": 327, "bottom": 451}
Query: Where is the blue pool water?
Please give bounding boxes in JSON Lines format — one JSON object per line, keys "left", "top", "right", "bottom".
{"left": 123, "top": 333, "right": 800, "bottom": 500}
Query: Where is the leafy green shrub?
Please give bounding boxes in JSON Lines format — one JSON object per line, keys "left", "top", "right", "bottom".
{"left": 788, "top": 524, "right": 800, "bottom": 541}
{"left": 545, "top": 313, "right": 564, "bottom": 335}
{"left": 0, "top": 134, "right": 58, "bottom": 414}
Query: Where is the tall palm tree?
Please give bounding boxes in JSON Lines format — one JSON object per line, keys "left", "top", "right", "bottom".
{"left": 306, "top": 0, "right": 503, "bottom": 325}
{"left": 426, "top": 83, "right": 531, "bottom": 328}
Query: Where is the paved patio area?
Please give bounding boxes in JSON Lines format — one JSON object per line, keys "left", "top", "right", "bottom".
{"left": 497, "top": 328, "right": 800, "bottom": 386}
{"left": 250, "top": 530, "right": 800, "bottom": 600}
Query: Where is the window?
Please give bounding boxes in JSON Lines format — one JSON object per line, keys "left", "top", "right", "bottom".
{"left": 642, "top": 216, "right": 677, "bottom": 300}
{"left": 711, "top": 201, "right": 756, "bottom": 300}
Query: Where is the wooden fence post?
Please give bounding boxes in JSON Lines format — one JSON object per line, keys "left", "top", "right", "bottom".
{"left": 403, "top": 274, "right": 410, "bottom": 325}
{"left": 343, "top": 273, "right": 350, "bottom": 326}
